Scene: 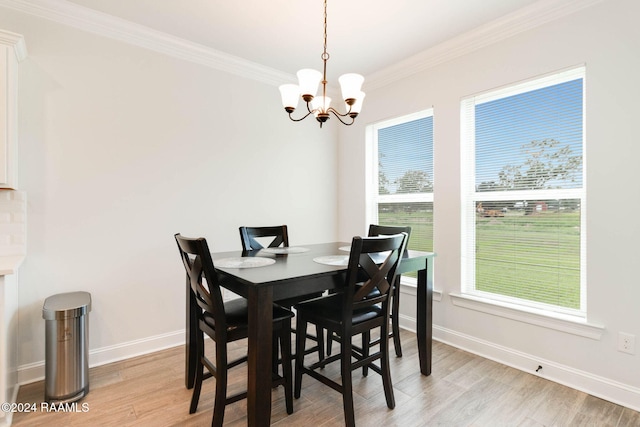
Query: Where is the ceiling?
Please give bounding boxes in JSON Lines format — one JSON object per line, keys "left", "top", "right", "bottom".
{"left": 62, "top": 0, "right": 541, "bottom": 79}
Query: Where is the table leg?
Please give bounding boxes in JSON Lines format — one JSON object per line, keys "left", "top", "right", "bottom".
{"left": 185, "top": 277, "right": 197, "bottom": 389}
{"left": 416, "top": 259, "right": 433, "bottom": 375}
{"left": 247, "top": 286, "right": 273, "bottom": 427}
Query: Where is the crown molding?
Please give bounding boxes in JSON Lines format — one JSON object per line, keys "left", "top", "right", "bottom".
{"left": 0, "top": 0, "right": 604, "bottom": 89}
{"left": 0, "top": 29, "right": 27, "bottom": 61}
{"left": 365, "top": 0, "right": 606, "bottom": 91}
{"left": 0, "top": 0, "right": 293, "bottom": 85}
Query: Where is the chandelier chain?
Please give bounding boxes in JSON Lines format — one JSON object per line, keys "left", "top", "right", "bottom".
{"left": 322, "top": 0, "right": 328, "bottom": 61}
{"left": 321, "top": 0, "right": 329, "bottom": 99}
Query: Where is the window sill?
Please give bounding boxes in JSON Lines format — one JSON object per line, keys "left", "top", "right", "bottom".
{"left": 449, "top": 292, "right": 604, "bottom": 340}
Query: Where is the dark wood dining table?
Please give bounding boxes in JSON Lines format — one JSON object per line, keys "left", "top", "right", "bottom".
{"left": 184, "top": 241, "right": 435, "bottom": 427}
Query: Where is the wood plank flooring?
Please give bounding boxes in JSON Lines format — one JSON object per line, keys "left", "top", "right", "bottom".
{"left": 11, "top": 330, "right": 640, "bottom": 426}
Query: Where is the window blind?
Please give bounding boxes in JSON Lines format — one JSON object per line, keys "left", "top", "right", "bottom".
{"left": 369, "top": 110, "right": 434, "bottom": 254}
{"left": 461, "top": 67, "right": 586, "bottom": 316}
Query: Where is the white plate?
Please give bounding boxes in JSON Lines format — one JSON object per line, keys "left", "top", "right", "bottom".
{"left": 260, "top": 247, "right": 309, "bottom": 254}
{"left": 215, "top": 257, "right": 276, "bottom": 269}
{"left": 339, "top": 246, "right": 392, "bottom": 259}
{"left": 313, "top": 255, "right": 349, "bottom": 266}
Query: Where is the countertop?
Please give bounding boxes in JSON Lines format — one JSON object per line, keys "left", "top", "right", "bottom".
{"left": 0, "top": 255, "right": 25, "bottom": 275}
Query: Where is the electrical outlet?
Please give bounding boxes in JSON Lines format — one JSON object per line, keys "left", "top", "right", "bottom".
{"left": 618, "top": 332, "right": 635, "bottom": 355}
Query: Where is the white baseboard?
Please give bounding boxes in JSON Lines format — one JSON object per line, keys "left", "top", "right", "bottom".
{"left": 397, "top": 288, "right": 640, "bottom": 413}
{"left": 18, "top": 329, "right": 185, "bottom": 385}
{"left": 0, "top": 384, "right": 19, "bottom": 426}
{"left": 431, "top": 325, "right": 640, "bottom": 413}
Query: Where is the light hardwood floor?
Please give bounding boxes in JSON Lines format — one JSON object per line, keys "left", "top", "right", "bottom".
{"left": 11, "top": 330, "right": 640, "bottom": 426}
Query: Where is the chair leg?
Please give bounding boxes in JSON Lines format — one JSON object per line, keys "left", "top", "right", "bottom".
{"left": 341, "top": 334, "right": 356, "bottom": 427}
{"left": 212, "top": 343, "right": 228, "bottom": 427}
{"left": 380, "top": 325, "right": 396, "bottom": 410}
{"left": 279, "top": 323, "right": 294, "bottom": 414}
{"left": 315, "top": 325, "right": 325, "bottom": 361}
{"left": 391, "top": 277, "right": 403, "bottom": 357}
{"left": 189, "top": 340, "right": 204, "bottom": 414}
{"left": 272, "top": 334, "right": 280, "bottom": 376}
{"left": 361, "top": 331, "right": 370, "bottom": 377}
{"left": 294, "top": 315, "right": 307, "bottom": 399}
{"left": 326, "top": 330, "right": 333, "bottom": 356}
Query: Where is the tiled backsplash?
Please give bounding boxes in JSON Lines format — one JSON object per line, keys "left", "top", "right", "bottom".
{"left": 0, "top": 190, "right": 26, "bottom": 256}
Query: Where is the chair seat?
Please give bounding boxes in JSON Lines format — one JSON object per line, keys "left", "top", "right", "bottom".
{"left": 295, "top": 294, "right": 382, "bottom": 327}
{"left": 203, "top": 298, "right": 294, "bottom": 331}
{"left": 358, "top": 283, "right": 381, "bottom": 298}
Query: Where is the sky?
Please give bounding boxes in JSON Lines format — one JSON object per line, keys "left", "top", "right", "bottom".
{"left": 376, "top": 78, "right": 583, "bottom": 194}
{"left": 378, "top": 116, "right": 433, "bottom": 193}
{"left": 475, "top": 78, "right": 583, "bottom": 188}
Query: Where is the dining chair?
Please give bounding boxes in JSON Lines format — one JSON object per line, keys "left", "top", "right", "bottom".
{"left": 367, "top": 224, "right": 412, "bottom": 357}
{"left": 239, "top": 225, "right": 289, "bottom": 251}
{"left": 175, "top": 233, "right": 294, "bottom": 427}
{"left": 326, "top": 224, "right": 412, "bottom": 359}
{"left": 239, "top": 225, "right": 325, "bottom": 362}
{"left": 293, "top": 233, "right": 408, "bottom": 427}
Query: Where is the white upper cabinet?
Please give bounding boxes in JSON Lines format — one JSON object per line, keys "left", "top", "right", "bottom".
{"left": 0, "top": 30, "right": 27, "bottom": 189}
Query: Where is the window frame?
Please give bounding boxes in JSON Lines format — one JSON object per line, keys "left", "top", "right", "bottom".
{"left": 460, "top": 66, "right": 587, "bottom": 318}
{"left": 366, "top": 109, "right": 434, "bottom": 287}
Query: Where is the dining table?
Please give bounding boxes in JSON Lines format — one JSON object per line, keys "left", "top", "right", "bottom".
{"left": 184, "top": 241, "right": 435, "bottom": 427}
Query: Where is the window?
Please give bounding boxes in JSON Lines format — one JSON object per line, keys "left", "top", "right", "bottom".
{"left": 367, "top": 110, "right": 434, "bottom": 275}
{"left": 461, "top": 67, "right": 586, "bottom": 317}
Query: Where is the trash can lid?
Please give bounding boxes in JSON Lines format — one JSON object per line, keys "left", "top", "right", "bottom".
{"left": 43, "top": 291, "right": 92, "bottom": 320}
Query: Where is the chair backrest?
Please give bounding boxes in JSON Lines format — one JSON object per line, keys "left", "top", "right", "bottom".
{"left": 174, "top": 233, "right": 227, "bottom": 334}
{"left": 369, "top": 224, "right": 411, "bottom": 243}
{"left": 239, "top": 225, "right": 289, "bottom": 251}
{"left": 369, "top": 224, "right": 411, "bottom": 257}
{"left": 343, "top": 233, "right": 408, "bottom": 320}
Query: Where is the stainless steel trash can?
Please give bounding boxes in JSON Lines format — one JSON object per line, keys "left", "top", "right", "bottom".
{"left": 42, "top": 291, "right": 91, "bottom": 403}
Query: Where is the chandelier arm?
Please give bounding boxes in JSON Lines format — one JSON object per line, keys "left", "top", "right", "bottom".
{"left": 328, "top": 108, "right": 356, "bottom": 126}
{"left": 287, "top": 100, "right": 318, "bottom": 122}
{"left": 326, "top": 106, "right": 353, "bottom": 118}
{"left": 288, "top": 110, "right": 315, "bottom": 122}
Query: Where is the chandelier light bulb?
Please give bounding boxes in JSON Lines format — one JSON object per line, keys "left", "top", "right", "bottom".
{"left": 297, "top": 69, "right": 323, "bottom": 101}
{"left": 312, "top": 95, "right": 332, "bottom": 113}
{"left": 338, "top": 73, "right": 364, "bottom": 103}
{"left": 279, "top": 84, "right": 300, "bottom": 112}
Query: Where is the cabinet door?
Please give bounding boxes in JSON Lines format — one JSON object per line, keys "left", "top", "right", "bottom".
{"left": 0, "top": 47, "right": 8, "bottom": 186}
{"left": 0, "top": 31, "right": 25, "bottom": 190}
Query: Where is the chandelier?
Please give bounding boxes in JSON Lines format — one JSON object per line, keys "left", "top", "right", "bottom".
{"left": 278, "top": 0, "right": 365, "bottom": 128}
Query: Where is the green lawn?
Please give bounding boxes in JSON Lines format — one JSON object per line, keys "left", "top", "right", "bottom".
{"left": 379, "top": 206, "right": 433, "bottom": 279}
{"left": 476, "top": 210, "right": 581, "bottom": 309}
{"left": 379, "top": 206, "right": 434, "bottom": 252}
{"left": 378, "top": 207, "right": 581, "bottom": 309}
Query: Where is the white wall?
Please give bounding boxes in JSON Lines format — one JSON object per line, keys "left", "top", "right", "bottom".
{"left": 0, "top": 8, "right": 339, "bottom": 378}
{"left": 338, "top": 0, "right": 639, "bottom": 410}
